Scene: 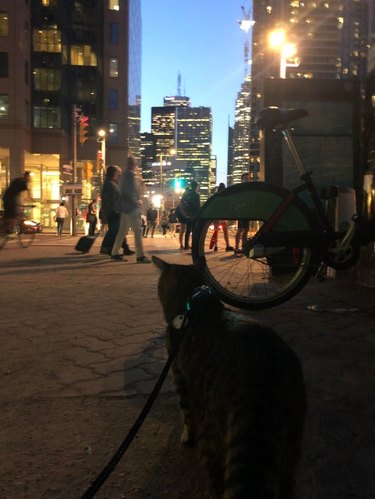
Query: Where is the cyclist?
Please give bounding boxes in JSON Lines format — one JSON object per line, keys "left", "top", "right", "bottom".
{"left": 2, "top": 171, "right": 33, "bottom": 234}
{"left": 234, "top": 172, "right": 250, "bottom": 255}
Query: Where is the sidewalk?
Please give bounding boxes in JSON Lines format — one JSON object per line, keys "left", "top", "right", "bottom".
{"left": 0, "top": 235, "right": 374, "bottom": 498}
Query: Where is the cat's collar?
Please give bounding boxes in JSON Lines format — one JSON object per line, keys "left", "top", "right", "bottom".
{"left": 170, "top": 285, "right": 222, "bottom": 330}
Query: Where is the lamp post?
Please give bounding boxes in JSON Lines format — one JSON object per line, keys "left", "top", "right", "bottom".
{"left": 268, "top": 29, "right": 299, "bottom": 78}
{"left": 97, "top": 129, "right": 106, "bottom": 183}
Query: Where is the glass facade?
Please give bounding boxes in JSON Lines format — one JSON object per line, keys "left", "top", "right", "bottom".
{"left": 128, "top": 0, "right": 141, "bottom": 158}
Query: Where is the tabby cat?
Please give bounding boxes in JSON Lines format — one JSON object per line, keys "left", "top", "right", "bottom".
{"left": 153, "top": 256, "right": 306, "bottom": 499}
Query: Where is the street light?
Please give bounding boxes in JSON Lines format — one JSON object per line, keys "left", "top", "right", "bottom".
{"left": 159, "top": 147, "right": 176, "bottom": 192}
{"left": 97, "top": 129, "right": 106, "bottom": 182}
{"left": 268, "top": 28, "right": 299, "bottom": 78}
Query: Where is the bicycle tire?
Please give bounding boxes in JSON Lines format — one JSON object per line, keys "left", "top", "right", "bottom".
{"left": 192, "top": 182, "right": 319, "bottom": 310}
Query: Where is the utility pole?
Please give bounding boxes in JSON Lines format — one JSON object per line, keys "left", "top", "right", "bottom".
{"left": 71, "top": 104, "right": 79, "bottom": 236}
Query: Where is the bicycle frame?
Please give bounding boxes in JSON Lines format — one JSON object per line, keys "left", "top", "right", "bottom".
{"left": 251, "top": 129, "right": 346, "bottom": 252}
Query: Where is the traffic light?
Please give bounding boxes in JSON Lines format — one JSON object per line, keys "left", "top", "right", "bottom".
{"left": 79, "top": 114, "right": 89, "bottom": 144}
{"left": 172, "top": 178, "right": 185, "bottom": 190}
{"left": 85, "top": 162, "right": 93, "bottom": 180}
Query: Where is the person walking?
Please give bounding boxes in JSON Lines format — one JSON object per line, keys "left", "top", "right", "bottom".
{"left": 168, "top": 208, "right": 177, "bottom": 237}
{"left": 212, "top": 183, "right": 234, "bottom": 252}
{"left": 160, "top": 210, "right": 168, "bottom": 237}
{"left": 100, "top": 165, "right": 134, "bottom": 256}
{"left": 55, "top": 201, "right": 68, "bottom": 236}
{"left": 2, "top": 171, "right": 33, "bottom": 233}
{"left": 179, "top": 180, "right": 200, "bottom": 250}
{"left": 145, "top": 204, "right": 157, "bottom": 238}
{"left": 235, "top": 172, "right": 250, "bottom": 255}
{"left": 87, "top": 199, "right": 97, "bottom": 236}
{"left": 111, "top": 156, "right": 150, "bottom": 263}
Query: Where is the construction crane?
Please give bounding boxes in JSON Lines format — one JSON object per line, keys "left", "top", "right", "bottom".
{"left": 238, "top": 1, "right": 255, "bottom": 76}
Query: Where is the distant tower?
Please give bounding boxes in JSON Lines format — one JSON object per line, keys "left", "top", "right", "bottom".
{"left": 238, "top": 1, "right": 255, "bottom": 77}
{"left": 177, "top": 72, "right": 181, "bottom": 96}
{"left": 230, "top": 2, "right": 256, "bottom": 185}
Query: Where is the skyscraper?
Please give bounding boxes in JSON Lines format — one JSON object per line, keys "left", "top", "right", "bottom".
{"left": 0, "top": 0, "right": 141, "bottom": 228}
{"left": 249, "top": 0, "right": 373, "bottom": 169}
{"left": 150, "top": 98, "right": 212, "bottom": 202}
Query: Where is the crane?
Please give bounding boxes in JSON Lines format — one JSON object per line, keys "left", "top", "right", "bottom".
{"left": 238, "top": 1, "right": 255, "bottom": 76}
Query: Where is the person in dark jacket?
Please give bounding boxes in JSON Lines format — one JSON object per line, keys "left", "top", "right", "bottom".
{"left": 180, "top": 180, "right": 200, "bottom": 250}
{"left": 2, "top": 171, "right": 33, "bottom": 233}
{"left": 100, "top": 165, "right": 134, "bottom": 255}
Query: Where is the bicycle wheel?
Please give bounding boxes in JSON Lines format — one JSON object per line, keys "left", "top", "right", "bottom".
{"left": 192, "top": 183, "right": 319, "bottom": 310}
{"left": 16, "top": 225, "right": 35, "bottom": 248}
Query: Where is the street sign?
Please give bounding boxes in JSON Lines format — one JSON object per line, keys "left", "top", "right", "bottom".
{"left": 62, "top": 183, "right": 83, "bottom": 195}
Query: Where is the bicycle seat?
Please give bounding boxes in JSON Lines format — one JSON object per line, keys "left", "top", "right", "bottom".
{"left": 257, "top": 107, "right": 308, "bottom": 130}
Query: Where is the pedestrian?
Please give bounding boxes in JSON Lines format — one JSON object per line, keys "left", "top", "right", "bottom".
{"left": 55, "top": 201, "right": 68, "bottom": 237}
{"left": 145, "top": 204, "right": 157, "bottom": 238}
{"left": 87, "top": 199, "right": 97, "bottom": 236}
{"left": 141, "top": 214, "right": 147, "bottom": 237}
{"left": 174, "top": 203, "right": 187, "bottom": 249}
{"left": 160, "top": 210, "right": 168, "bottom": 237}
{"left": 211, "top": 183, "right": 234, "bottom": 252}
{"left": 111, "top": 156, "right": 150, "bottom": 263}
{"left": 168, "top": 208, "right": 177, "bottom": 237}
{"left": 100, "top": 165, "right": 135, "bottom": 256}
{"left": 2, "top": 171, "right": 33, "bottom": 233}
{"left": 179, "top": 180, "right": 200, "bottom": 250}
{"left": 235, "top": 172, "right": 250, "bottom": 255}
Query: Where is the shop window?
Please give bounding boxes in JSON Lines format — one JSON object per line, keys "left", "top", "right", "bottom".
{"left": 109, "top": 58, "right": 118, "bottom": 77}
{"left": 109, "top": 89, "right": 118, "bottom": 111}
{"left": 0, "top": 12, "right": 8, "bottom": 37}
{"left": 33, "top": 106, "right": 61, "bottom": 128}
{"left": 0, "top": 94, "right": 9, "bottom": 117}
{"left": 70, "top": 45, "right": 97, "bottom": 66}
{"left": 109, "top": 23, "right": 119, "bottom": 44}
{"left": 33, "top": 68, "right": 61, "bottom": 91}
{"left": 0, "top": 52, "right": 8, "bottom": 77}
{"left": 33, "top": 29, "right": 61, "bottom": 52}
{"left": 109, "top": 123, "right": 118, "bottom": 144}
{"left": 109, "top": 0, "right": 119, "bottom": 10}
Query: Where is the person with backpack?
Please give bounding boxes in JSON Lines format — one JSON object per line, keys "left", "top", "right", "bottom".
{"left": 168, "top": 208, "right": 177, "bottom": 237}
{"left": 145, "top": 204, "right": 158, "bottom": 238}
{"left": 178, "top": 180, "right": 200, "bottom": 250}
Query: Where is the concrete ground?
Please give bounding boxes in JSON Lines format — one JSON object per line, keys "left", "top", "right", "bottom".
{"left": 0, "top": 232, "right": 374, "bottom": 498}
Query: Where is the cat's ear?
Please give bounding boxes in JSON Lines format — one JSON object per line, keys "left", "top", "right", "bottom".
{"left": 152, "top": 255, "right": 171, "bottom": 272}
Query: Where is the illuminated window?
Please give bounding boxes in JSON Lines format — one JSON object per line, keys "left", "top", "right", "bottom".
{"left": 109, "top": 0, "right": 119, "bottom": 10}
{"left": 109, "top": 58, "right": 118, "bottom": 77}
{"left": 33, "top": 29, "right": 61, "bottom": 52}
{"left": 0, "top": 94, "right": 9, "bottom": 117}
{"left": 0, "top": 12, "right": 8, "bottom": 37}
{"left": 33, "top": 68, "right": 61, "bottom": 90}
{"left": 70, "top": 45, "right": 97, "bottom": 66}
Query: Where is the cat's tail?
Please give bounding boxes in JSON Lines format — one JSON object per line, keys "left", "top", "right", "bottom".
{"left": 223, "top": 405, "right": 291, "bottom": 499}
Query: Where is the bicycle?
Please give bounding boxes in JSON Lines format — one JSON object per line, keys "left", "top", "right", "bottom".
{"left": 192, "top": 107, "right": 375, "bottom": 310}
{"left": 0, "top": 205, "right": 41, "bottom": 249}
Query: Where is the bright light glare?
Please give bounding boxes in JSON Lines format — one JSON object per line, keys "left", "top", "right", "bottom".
{"left": 283, "top": 43, "right": 297, "bottom": 58}
{"left": 269, "top": 29, "right": 286, "bottom": 48}
{"left": 152, "top": 194, "right": 163, "bottom": 208}
{"left": 239, "top": 19, "right": 255, "bottom": 32}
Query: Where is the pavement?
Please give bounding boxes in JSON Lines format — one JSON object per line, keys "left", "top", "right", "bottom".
{"left": 0, "top": 233, "right": 374, "bottom": 498}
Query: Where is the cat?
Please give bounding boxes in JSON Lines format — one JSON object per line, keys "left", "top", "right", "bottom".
{"left": 152, "top": 256, "right": 306, "bottom": 499}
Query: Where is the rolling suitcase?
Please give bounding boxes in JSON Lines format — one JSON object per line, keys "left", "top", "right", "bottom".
{"left": 75, "top": 235, "right": 97, "bottom": 253}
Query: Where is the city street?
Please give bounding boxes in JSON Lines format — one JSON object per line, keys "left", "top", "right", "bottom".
{"left": 0, "top": 233, "right": 374, "bottom": 499}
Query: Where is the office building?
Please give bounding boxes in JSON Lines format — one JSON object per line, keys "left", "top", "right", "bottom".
{"left": 150, "top": 98, "right": 213, "bottom": 202}
{"left": 0, "top": 0, "right": 141, "bottom": 228}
